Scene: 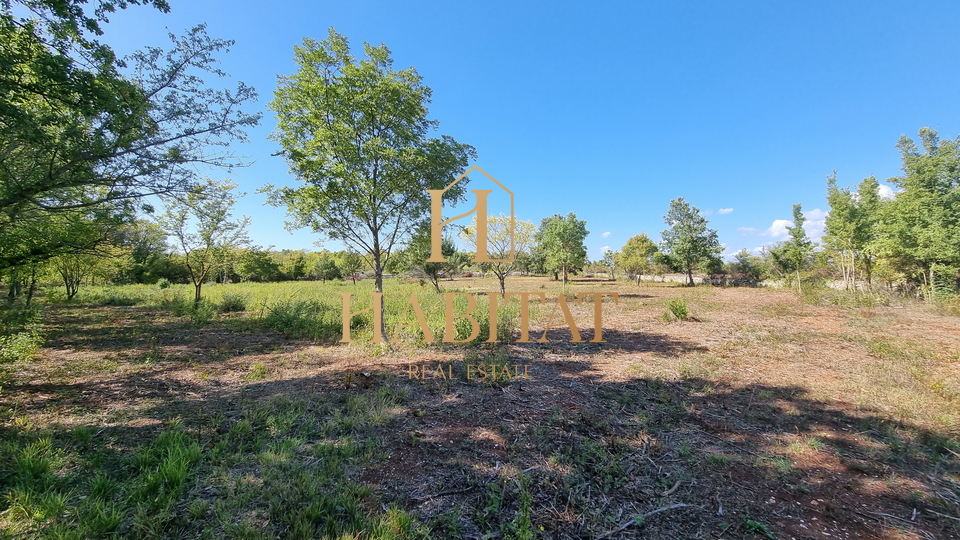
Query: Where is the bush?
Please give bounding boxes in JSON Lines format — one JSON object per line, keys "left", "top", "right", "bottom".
{"left": 190, "top": 300, "right": 218, "bottom": 325}
{"left": 156, "top": 278, "right": 171, "bottom": 289}
{"left": 264, "top": 300, "right": 341, "bottom": 341}
{"left": 664, "top": 297, "right": 689, "bottom": 322}
{"left": 0, "top": 306, "right": 44, "bottom": 363}
{"left": 0, "top": 330, "right": 43, "bottom": 363}
{"left": 91, "top": 289, "right": 143, "bottom": 306}
{"left": 218, "top": 293, "right": 249, "bottom": 313}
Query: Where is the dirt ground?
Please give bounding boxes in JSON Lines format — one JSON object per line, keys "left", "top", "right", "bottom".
{"left": 2, "top": 277, "right": 959, "bottom": 539}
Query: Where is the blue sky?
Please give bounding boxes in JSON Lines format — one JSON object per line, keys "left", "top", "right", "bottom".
{"left": 102, "top": 1, "right": 960, "bottom": 260}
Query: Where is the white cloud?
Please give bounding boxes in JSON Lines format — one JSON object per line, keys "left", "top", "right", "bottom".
{"left": 718, "top": 207, "right": 734, "bottom": 214}
{"left": 757, "top": 208, "right": 828, "bottom": 242}
{"left": 601, "top": 231, "right": 611, "bottom": 238}
{"left": 700, "top": 209, "right": 714, "bottom": 216}
{"left": 763, "top": 219, "right": 792, "bottom": 238}
{"left": 600, "top": 246, "right": 611, "bottom": 253}
{"left": 737, "top": 227, "right": 758, "bottom": 235}
{"left": 878, "top": 184, "right": 897, "bottom": 200}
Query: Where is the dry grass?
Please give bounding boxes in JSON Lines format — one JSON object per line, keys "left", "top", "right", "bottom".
{"left": 1, "top": 276, "right": 958, "bottom": 539}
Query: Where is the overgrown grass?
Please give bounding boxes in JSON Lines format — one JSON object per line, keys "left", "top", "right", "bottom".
{"left": 0, "top": 389, "right": 424, "bottom": 539}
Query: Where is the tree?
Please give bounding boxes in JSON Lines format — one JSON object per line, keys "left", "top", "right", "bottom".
{"left": 780, "top": 204, "right": 813, "bottom": 294}
{"left": 159, "top": 179, "right": 250, "bottom": 306}
{"left": 728, "top": 248, "right": 764, "bottom": 281}
{"left": 236, "top": 248, "right": 281, "bottom": 282}
{"left": 0, "top": 12, "right": 259, "bottom": 270}
{"left": 52, "top": 254, "right": 97, "bottom": 300}
{"left": 617, "top": 233, "right": 659, "bottom": 285}
{"left": 875, "top": 128, "right": 960, "bottom": 301}
{"left": 537, "top": 213, "right": 589, "bottom": 288}
{"left": 264, "top": 28, "right": 476, "bottom": 340}
{"left": 659, "top": 198, "right": 722, "bottom": 286}
{"left": 601, "top": 250, "right": 617, "bottom": 280}
{"left": 311, "top": 256, "right": 341, "bottom": 282}
{"left": 824, "top": 173, "right": 883, "bottom": 290}
{"left": 336, "top": 251, "right": 364, "bottom": 285}
{"left": 404, "top": 225, "right": 458, "bottom": 293}
{"left": 462, "top": 214, "right": 536, "bottom": 297}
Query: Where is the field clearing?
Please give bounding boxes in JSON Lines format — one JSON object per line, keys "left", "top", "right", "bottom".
{"left": 1, "top": 276, "right": 959, "bottom": 539}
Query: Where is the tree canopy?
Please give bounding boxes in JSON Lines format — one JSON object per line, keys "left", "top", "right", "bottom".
{"left": 659, "top": 198, "right": 721, "bottom": 286}
{"left": 264, "top": 28, "right": 476, "bottom": 300}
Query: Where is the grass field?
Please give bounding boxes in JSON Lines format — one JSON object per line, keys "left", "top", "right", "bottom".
{"left": 1, "top": 276, "right": 958, "bottom": 539}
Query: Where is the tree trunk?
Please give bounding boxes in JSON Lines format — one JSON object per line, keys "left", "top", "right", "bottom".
{"left": 373, "top": 250, "right": 387, "bottom": 342}
{"left": 796, "top": 269, "right": 803, "bottom": 296}
{"left": 499, "top": 275, "right": 506, "bottom": 298}
{"left": 194, "top": 282, "right": 203, "bottom": 307}
{"left": 686, "top": 266, "right": 694, "bottom": 287}
{"left": 25, "top": 267, "right": 37, "bottom": 307}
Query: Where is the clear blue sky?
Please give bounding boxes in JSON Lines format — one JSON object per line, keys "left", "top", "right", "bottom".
{"left": 103, "top": 1, "right": 960, "bottom": 260}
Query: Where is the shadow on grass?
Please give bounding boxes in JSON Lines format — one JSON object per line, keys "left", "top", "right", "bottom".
{"left": 2, "top": 338, "right": 957, "bottom": 539}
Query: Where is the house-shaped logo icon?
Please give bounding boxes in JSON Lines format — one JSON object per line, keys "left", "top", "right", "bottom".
{"left": 426, "top": 165, "right": 515, "bottom": 263}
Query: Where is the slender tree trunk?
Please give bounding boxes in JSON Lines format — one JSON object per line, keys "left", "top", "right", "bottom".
{"left": 851, "top": 251, "right": 857, "bottom": 291}
{"left": 194, "top": 282, "right": 203, "bottom": 307}
{"left": 373, "top": 249, "right": 387, "bottom": 342}
{"left": 686, "top": 266, "right": 694, "bottom": 287}
{"left": 499, "top": 275, "right": 506, "bottom": 298}
{"left": 25, "top": 267, "right": 37, "bottom": 307}
{"left": 796, "top": 269, "right": 803, "bottom": 296}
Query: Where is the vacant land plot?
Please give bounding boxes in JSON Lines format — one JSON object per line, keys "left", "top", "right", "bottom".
{"left": 1, "top": 276, "right": 958, "bottom": 539}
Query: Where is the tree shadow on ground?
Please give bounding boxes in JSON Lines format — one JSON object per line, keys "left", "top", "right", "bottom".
{"left": 3, "top": 300, "right": 958, "bottom": 540}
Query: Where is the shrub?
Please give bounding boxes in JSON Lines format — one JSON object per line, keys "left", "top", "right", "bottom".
{"left": 190, "top": 300, "right": 218, "bottom": 325}
{"left": 264, "top": 300, "right": 341, "bottom": 341}
{"left": 156, "top": 278, "right": 171, "bottom": 289}
{"left": 218, "top": 293, "right": 249, "bottom": 313}
{"left": 0, "top": 330, "right": 43, "bottom": 363}
{"left": 664, "top": 297, "right": 689, "bottom": 322}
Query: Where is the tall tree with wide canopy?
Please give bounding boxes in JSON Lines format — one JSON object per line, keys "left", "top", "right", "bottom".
{"left": 659, "top": 198, "right": 721, "bottom": 286}
{"left": 537, "top": 213, "right": 588, "bottom": 288}
{"left": 876, "top": 128, "right": 960, "bottom": 300}
{"left": 1, "top": 1, "right": 260, "bottom": 270}
{"left": 617, "top": 233, "right": 659, "bottom": 285}
{"left": 264, "top": 28, "right": 476, "bottom": 340}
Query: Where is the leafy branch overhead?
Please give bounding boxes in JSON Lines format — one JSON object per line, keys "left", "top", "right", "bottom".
{"left": 0, "top": 2, "right": 260, "bottom": 270}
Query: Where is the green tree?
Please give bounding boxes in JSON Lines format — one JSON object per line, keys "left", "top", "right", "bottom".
{"left": 876, "top": 128, "right": 960, "bottom": 300}
{"left": 236, "top": 248, "right": 281, "bottom": 282}
{"left": 779, "top": 204, "right": 813, "bottom": 294}
{"left": 404, "top": 225, "right": 458, "bottom": 293}
{"left": 601, "top": 250, "right": 617, "bottom": 280}
{"left": 462, "top": 214, "right": 536, "bottom": 297}
{"left": 617, "top": 233, "right": 659, "bottom": 285}
{"left": 264, "top": 28, "right": 476, "bottom": 340}
{"left": 335, "top": 251, "right": 364, "bottom": 285}
{"left": 537, "top": 213, "right": 589, "bottom": 288}
{"left": 659, "top": 198, "right": 722, "bottom": 286}
{"left": 0, "top": 13, "right": 259, "bottom": 270}
{"left": 728, "top": 248, "right": 764, "bottom": 281}
{"left": 159, "top": 179, "right": 250, "bottom": 306}
{"left": 824, "top": 173, "right": 883, "bottom": 289}
{"left": 311, "top": 256, "right": 341, "bottom": 282}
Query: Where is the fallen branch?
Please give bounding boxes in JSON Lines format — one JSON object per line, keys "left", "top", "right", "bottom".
{"left": 596, "top": 504, "right": 695, "bottom": 539}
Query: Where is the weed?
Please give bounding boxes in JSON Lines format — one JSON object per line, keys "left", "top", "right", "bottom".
{"left": 218, "top": 293, "right": 250, "bottom": 313}
{"left": 663, "top": 297, "right": 689, "bottom": 322}
{"left": 245, "top": 362, "right": 269, "bottom": 382}
{"left": 743, "top": 517, "right": 775, "bottom": 538}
